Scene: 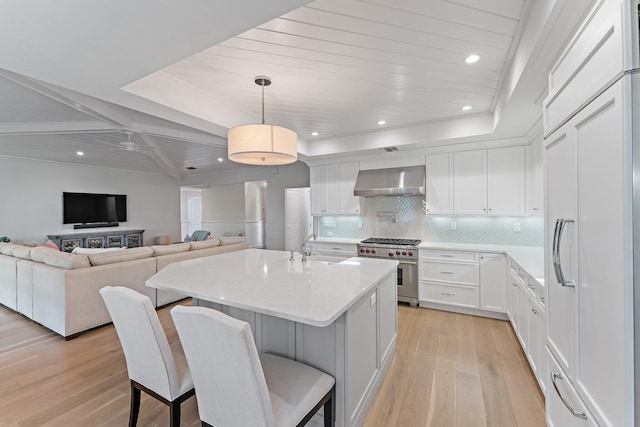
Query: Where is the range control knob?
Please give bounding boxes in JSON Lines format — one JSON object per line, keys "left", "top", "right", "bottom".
{"left": 365, "top": 249, "right": 370, "bottom": 254}
{"left": 371, "top": 249, "right": 376, "bottom": 254}
{"left": 408, "top": 251, "right": 413, "bottom": 256}
{"left": 402, "top": 251, "right": 407, "bottom": 256}
{"left": 359, "top": 248, "right": 365, "bottom": 253}
{"left": 388, "top": 252, "right": 394, "bottom": 257}
{"left": 396, "top": 251, "right": 401, "bottom": 255}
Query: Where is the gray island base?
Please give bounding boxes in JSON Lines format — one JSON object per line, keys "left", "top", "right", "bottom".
{"left": 146, "top": 249, "right": 398, "bottom": 427}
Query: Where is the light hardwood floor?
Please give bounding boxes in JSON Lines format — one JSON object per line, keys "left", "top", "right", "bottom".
{"left": 0, "top": 302, "right": 544, "bottom": 426}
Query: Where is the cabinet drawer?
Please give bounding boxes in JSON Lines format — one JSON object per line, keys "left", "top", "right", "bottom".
{"left": 308, "top": 242, "right": 356, "bottom": 256}
{"left": 546, "top": 347, "right": 596, "bottom": 426}
{"left": 421, "top": 282, "right": 479, "bottom": 308}
{"left": 419, "top": 249, "right": 478, "bottom": 263}
{"left": 420, "top": 260, "right": 479, "bottom": 286}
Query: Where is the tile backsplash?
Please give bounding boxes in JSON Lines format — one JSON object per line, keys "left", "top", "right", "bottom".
{"left": 317, "top": 195, "right": 543, "bottom": 246}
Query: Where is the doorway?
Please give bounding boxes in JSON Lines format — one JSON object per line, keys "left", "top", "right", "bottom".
{"left": 285, "top": 187, "right": 312, "bottom": 252}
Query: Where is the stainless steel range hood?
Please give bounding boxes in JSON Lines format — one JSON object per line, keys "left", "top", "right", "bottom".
{"left": 353, "top": 165, "right": 425, "bottom": 197}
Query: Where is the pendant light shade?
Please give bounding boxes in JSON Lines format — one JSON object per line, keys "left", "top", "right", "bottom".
{"left": 228, "top": 76, "right": 297, "bottom": 165}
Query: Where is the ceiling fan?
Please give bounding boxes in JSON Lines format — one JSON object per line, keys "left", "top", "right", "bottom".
{"left": 91, "top": 131, "right": 158, "bottom": 155}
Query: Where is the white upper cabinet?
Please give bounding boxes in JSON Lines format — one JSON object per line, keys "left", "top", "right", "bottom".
{"left": 425, "top": 153, "right": 453, "bottom": 214}
{"left": 310, "top": 163, "right": 360, "bottom": 215}
{"left": 487, "top": 146, "right": 526, "bottom": 216}
{"left": 338, "top": 163, "right": 360, "bottom": 215}
{"left": 450, "top": 147, "right": 526, "bottom": 216}
{"left": 543, "top": 0, "right": 628, "bottom": 135}
{"left": 453, "top": 150, "right": 487, "bottom": 215}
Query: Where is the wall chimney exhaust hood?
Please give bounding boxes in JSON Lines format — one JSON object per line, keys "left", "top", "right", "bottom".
{"left": 353, "top": 165, "right": 425, "bottom": 197}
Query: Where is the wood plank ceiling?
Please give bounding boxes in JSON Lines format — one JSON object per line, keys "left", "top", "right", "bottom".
{"left": 155, "top": 0, "right": 526, "bottom": 141}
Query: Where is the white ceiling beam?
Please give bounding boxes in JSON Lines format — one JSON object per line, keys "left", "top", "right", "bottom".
{"left": 0, "top": 69, "right": 134, "bottom": 129}
{"left": 131, "top": 122, "right": 227, "bottom": 147}
{"left": 134, "top": 133, "right": 183, "bottom": 180}
{"left": 0, "top": 121, "right": 117, "bottom": 136}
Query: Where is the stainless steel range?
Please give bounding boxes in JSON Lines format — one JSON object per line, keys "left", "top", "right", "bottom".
{"left": 357, "top": 238, "right": 420, "bottom": 307}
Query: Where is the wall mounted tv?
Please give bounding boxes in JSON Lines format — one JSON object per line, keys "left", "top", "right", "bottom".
{"left": 63, "top": 192, "right": 127, "bottom": 228}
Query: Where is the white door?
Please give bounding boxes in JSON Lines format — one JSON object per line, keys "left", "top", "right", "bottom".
{"left": 453, "top": 150, "right": 487, "bottom": 214}
{"left": 309, "top": 167, "right": 324, "bottom": 215}
{"left": 187, "top": 197, "right": 202, "bottom": 236}
{"left": 285, "top": 188, "right": 311, "bottom": 252}
{"left": 544, "top": 124, "right": 577, "bottom": 379}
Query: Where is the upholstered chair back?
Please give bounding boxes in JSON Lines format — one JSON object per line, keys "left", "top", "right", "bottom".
{"left": 171, "top": 305, "right": 276, "bottom": 427}
{"left": 100, "top": 286, "right": 181, "bottom": 401}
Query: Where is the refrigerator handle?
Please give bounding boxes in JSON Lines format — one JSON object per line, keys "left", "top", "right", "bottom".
{"left": 552, "top": 219, "right": 562, "bottom": 283}
{"left": 556, "top": 218, "right": 575, "bottom": 287}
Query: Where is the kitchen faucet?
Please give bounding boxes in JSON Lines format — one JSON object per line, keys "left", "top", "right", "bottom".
{"left": 300, "top": 233, "right": 315, "bottom": 262}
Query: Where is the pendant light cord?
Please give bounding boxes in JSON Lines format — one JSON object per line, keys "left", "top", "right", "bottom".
{"left": 261, "top": 81, "right": 265, "bottom": 125}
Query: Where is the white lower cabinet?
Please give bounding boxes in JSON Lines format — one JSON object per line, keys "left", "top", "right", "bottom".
{"left": 419, "top": 249, "right": 479, "bottom": 309}
{"left": 479, "top": 253, "right": 505, "bottom": 312}
{"left": 508, "top": 257, "right": 546, "bottom": 394}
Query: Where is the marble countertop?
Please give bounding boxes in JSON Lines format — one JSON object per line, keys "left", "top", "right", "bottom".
{"left": 147, "top": 248, "right": 398, "bottom": 327}
{"left": 417, "top": 241, "right": 544, "bottom": 285}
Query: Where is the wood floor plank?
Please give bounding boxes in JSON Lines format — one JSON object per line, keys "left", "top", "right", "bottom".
{"left": 0, "top": 302, "right": 544, "bottom": 427}
{"left": 473, "top": 316, "right": 520, "bottom": 427}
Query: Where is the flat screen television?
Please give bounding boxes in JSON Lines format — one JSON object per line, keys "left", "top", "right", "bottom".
{"left": 63, "top": 192, "right": 127, "bottom": 224}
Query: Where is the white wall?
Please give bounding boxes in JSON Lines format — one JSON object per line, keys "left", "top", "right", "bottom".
{"left": 180, "top": 162, "right": 310, "bottom": 250}
{"left": 202, "top": 182, "right": 244, "bottom": 220}
{"left": 244, "top": 180, "right": 266, "bottom": 221}
{"left": 0, "top": 157, "right": 181, "bottom": 245}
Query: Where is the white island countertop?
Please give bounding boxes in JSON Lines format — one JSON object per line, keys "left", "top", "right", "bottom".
{"left": 146, "top": 248, "right": 398, "bottom": 327}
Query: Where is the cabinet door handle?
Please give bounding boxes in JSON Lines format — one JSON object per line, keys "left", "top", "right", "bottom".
{"left": 440, "top": 292, "right": 455, "bottom": 296}
{"left": 553, "top": 219, "right": 575, "bottom": 287}
{"left": 440, "top": 271, "right": 455, "bottom": 275}
{"left": 527, "top": 283, "right": 535, "bottom": 290}
{"left": 439, "top": 254, "right": 454, "bottom": 258}
{"left": 531, "top": 308, "right": 539, "bottom": 315}
{"left": 551, "top": 372, "right": 587, "bottom": 419}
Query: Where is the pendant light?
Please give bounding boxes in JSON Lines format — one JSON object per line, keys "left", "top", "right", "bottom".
{"left": 227, "top": 76, "right": 297, "bottom": 165}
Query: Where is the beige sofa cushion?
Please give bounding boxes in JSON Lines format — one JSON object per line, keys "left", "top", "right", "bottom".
{"left": 12, "top": 245, "right": 33, "bottom": 260}
{"left": 151, "top": 243, "right": 190, "bottom": 256}
{"left": 43, "top": 253, "right": 91, "bottom": 270}
{"left": 220, "top": 237, "right": 247, "bottom": 246}
{"left": 0, "top": 243, "right": 17, "bottom": 256}
{"left": 88, "top": 247, "right": 153, "bottom": 266}
{"left": 189, "top": 239, "right": 221, "bottom": 251}
{"left": 30, "top": 246, "right": 61, "bottom": 262}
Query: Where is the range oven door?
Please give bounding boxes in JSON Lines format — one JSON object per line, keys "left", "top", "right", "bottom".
{"left": 397, "top": 261, "right": 418, "bottom": 307}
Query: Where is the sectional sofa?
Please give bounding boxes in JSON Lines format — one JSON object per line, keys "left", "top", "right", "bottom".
{"left": 0, "top": 237, "right": 249, "bottom": 338}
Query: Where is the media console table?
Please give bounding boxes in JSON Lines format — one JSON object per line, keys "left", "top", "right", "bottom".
{"left": 47, "top": 229, "right": 144, "bottom": 253}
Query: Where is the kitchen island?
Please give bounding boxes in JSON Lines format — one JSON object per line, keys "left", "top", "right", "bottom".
{"left": 146, "top": 248, "right": 398, "bottom": 427}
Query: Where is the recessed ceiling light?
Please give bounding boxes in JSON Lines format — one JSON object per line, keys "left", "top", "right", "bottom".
{"left": 462, "top": 105, "right": 472, "bottom": 111}
{"left": 311, "top": 132, "right": 319, "bottom": 136}
{"left": 186, "top": 166, "right": 197, "bottom": 170}
{"left": 377, "top": 120, "right": 386, "bottom": 125}
{"left": 465, "top": 54, "right": 480, "bottom": 64}
{"left": 218, "top": 158, "right": 224, "bottom": 162}
{"left": 76, "top": 151, "right": 84, "bottom": 156}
